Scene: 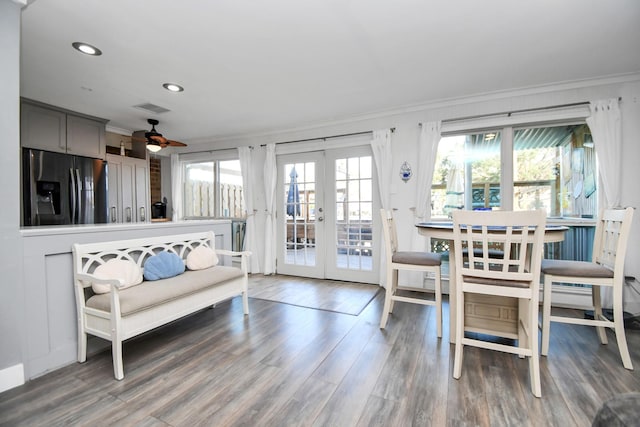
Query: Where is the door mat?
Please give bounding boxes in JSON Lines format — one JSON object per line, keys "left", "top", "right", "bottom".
{"left": 248, "top": 275, "right": 380, "bottom": 316}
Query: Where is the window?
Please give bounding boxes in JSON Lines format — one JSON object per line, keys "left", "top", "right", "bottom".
{"left": 183, "top": 159, "right": 244, "bottom": 218}
{"left": 431, "top": 123, "right": 596, "bottom": 219}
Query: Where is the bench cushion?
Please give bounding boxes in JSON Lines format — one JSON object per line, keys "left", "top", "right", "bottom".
{"left": 86, "top": 265, "right": 243, "bottom": 316}
{"left": 92, "top": 259, "right": 143, "bottom": 294}
{"left": 186, "top": 245, "right": 219, "bottom": 270}
{"left": 143, "top": 251, "right": 185, "bottom": 281}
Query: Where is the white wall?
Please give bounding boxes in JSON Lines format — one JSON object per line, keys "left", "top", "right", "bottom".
{"left": 0, "top": 0, "right": 26, "bottom": 392}
{"left": 184, "top": 75, "right": 640, "bottom": 295}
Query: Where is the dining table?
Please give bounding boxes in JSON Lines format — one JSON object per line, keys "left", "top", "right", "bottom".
{"left": 416, "top": 221, "right": 568, "bottom": 343}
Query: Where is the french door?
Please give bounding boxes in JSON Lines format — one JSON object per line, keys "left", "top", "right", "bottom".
{"left": 276, "top": 147, "right": 380, "bottom": 283}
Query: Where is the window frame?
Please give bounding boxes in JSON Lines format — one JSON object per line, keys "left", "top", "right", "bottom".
{"left": 437, "top": 107, "right": 595, "bottom": 218}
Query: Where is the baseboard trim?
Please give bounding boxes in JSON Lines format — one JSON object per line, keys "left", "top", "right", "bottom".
{"left": 0, "top": 363, "right": 25, "bottom": 393}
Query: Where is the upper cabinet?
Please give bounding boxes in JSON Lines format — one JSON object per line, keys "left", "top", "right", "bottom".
{"left": 21, "top": 99, "right": 107, "bottom": 159}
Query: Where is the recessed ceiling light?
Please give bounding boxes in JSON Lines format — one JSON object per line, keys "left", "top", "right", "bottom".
{"left": 72, "top": 42, "right": 102, "bottom": 56}
{"left": 163, "top": 83, "right": 184, "bottom": 93}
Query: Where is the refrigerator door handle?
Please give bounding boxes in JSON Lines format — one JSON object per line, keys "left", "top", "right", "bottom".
{"left": 69, "top": 168, "right": 77, "bottom": 224}
{"left": 75, "top": 169, "right": 82, "bottom": 223}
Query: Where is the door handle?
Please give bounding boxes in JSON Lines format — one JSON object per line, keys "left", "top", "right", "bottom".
{"left": 69, "top": 168, "right": 77, "bottom": 224}
{"left": 140, "top": 207, "right": 146, "bottom": 222}
{"left": 125, "top": 207, "right": 132, "bottom": 222}
{"left": 318, "top": 217, "right": 324, "bottom": 222}
{"left": 111, "top": 206, "right": 117, "bottom": 222}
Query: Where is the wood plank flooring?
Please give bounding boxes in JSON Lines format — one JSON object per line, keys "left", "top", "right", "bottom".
{"left": 3, "top": 275, "right": 640, "bottom": 426}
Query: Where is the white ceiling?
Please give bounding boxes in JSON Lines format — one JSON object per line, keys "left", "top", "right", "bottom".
{"left": 20, "top": 0, "right": 640, "bottom": 146}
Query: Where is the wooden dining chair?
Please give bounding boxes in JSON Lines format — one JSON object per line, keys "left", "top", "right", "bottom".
{"left": 452, "top": 209, "right": 546, "bottom": 397}
{"left": 379, "top": 209, "right": 442, "bottom": 336}
{"left": 541, "top": 207, "right": 635, "bottom": 370}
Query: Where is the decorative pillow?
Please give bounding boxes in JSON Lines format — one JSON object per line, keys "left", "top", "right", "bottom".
{"left": 92, "top": 259, "right": 143, "bottom": 294}
{"left": 186, "top": 245, "right": 219, "bottom": 270}
{"left": 143, "top": 251, "right": 185, "bottom": 281}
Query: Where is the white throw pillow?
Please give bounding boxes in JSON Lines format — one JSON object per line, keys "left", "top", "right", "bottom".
{"left": 186, "top": 245, "right": 219, "bottom": 270}
{"left": 92, "top": 259, "right": 143, "bottom": 294}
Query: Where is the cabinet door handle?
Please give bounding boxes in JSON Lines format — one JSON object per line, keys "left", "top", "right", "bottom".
{"left": 111, "top": 206, "right": 117, "bottom": 222}
{"left": 140, "top": 207, "right": 146, "bottom": 222}
{"left": 125, "top": 207, "right": 132, "bottom": 222}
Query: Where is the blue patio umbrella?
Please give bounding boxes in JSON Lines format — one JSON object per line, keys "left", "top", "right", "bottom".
{"left": 286, "top": 167, "right": 301, "bottom": 217}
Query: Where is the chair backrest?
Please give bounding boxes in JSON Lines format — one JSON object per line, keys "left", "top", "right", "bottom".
{"left": 592, "top": 207, "right": 634, "bottom": 278}
{"left": 452, "top": 209, "right": 547, "bottom": 284}
{"left": 380, "top": 209, "right": 398, "bottom": 261}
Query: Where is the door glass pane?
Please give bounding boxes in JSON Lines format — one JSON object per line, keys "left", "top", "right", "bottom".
{"left": 335, "top": 155, "right": 373, "bottom": 271}
{"left": 284, "top": 162, "right": 316, "bottom": 266}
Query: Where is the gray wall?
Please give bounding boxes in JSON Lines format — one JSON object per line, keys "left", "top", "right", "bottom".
{"left": 0, "top": 0, "right": 25, "bottom": 380}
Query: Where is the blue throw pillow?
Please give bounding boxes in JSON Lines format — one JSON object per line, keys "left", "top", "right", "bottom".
{"left": 143, "top": 251, "right": 185, "bottom": 281}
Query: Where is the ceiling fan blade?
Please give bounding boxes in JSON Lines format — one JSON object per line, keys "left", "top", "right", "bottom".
{"left": 148, "top": 134, "right": 169, "bottom": 145}
{"left": 167, "top": 139, "right": 187, "bottom": 147}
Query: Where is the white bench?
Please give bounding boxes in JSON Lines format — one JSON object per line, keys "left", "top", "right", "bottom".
{"left": 72, "top": 231, "right": 250, "bottom": 380}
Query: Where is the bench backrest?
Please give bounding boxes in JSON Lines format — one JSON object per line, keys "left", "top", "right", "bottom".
{"left": 72, "top": 231, "right": 216, "bottom": 288}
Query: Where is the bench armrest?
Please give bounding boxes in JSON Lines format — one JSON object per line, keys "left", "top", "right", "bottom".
{"left": 216, "top": 249, "right": 252, "bottom": 274}
{"left": 75, "top": 273, "right": 126, "bottom": 289}
{"left": 216, "top": 249, "right": 251, "bottom": 258}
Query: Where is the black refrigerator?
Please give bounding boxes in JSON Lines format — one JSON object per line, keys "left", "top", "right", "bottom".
{"left": 22, "top": 148, "right": 109, "bottom": 226}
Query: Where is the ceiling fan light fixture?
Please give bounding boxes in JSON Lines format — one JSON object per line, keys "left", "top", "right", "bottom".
{"left": 72, "top": 42, "right": 102, "bottom": 56}
{"left": 162, "top": 83, "right": 184, "bottom": 92}
{"left": 146, "top": 141, "right": 162, "bottom": 153}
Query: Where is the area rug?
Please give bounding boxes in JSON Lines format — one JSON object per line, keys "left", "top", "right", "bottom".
{"left": 248, "top": 275, "right": 380, "bottom": 316}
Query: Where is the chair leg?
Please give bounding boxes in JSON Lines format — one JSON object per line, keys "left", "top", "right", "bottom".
{"left": 613, "top": 285, "right": 634, "bottom": 370}
{"left": 592, "top": 285, "right": 608, "bottom": 344}
{"left": 453, "top": 288, "right": 464, "bottom": 379}
{"left": 435, "top": 269, "right": 442, "bottom": 339}
{"left": 541, "top": 276, "right": 552, "bottom": 356}
{"left": 529, "top": 292, "right": 542, "bottom": 397}
{"left": 379, "top": 269, "right": 395, "bottom": 329}
{"left": 389, "top": 270, "right": 398, "bottom": 313}
{"left": 518, "top": 298, "right": 527, "bottom": 359}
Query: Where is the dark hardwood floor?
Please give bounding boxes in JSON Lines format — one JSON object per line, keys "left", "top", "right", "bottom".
{"left": 2, "top": 275, "right": 640, "bottom": 426}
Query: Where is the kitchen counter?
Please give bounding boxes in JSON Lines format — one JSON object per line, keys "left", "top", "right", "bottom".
{"left": 20, "top": 219, "right": 230, "bottom": 237}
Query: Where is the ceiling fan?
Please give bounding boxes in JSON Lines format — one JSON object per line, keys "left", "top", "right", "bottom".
{"left": 132, "top": 119, "right": 187, "bottom": 152}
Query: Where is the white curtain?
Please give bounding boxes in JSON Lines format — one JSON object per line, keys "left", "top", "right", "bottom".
{"left": 371, "top": 129, "right": 393, "bottom": 209}
{"left": 170, "top": 153, "right": 182, "bottom": 220}
{"left": 586, "top": 98, "right": 622, "bottom": 208}
{"left": 411, "top": 121, "right": 441, "bottom": 250}
{"left": 371, "top": 129, "right": 393, "bottom": 286}
{"left": 263, "top": 144, "right": 277, "bottom": 275}
{"left": 238, "top": 146, "right": 261, "bottom": 273}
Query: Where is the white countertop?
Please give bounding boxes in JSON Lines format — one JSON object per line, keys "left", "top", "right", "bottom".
{"left": 20, "top": 219, "right": 232, "bottom": 237}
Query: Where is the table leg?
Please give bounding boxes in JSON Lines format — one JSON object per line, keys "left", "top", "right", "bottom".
{"left": 448, "top": 244, "right": 457, "bottom": 344}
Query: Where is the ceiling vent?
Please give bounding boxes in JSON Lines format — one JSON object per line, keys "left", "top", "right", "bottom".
{"left": 133, "top": 103, "right": 171, "bottom": 114}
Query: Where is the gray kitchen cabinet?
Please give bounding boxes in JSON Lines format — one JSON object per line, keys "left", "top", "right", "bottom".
{"left": 21, "top": 99, "right": 107, "bottom": 158}
{"left": 66, "top": 114, "right": 105, "bottom": 158}
{"left": 107, "top": 154, "right": 149, "bottom": 223}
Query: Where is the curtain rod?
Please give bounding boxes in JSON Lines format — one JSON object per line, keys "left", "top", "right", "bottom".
{"left": 420, "top": 97, "right": 622, "bottom": 126}
{"left": 260, "top": 127, "right": 395, "bottom": 147}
